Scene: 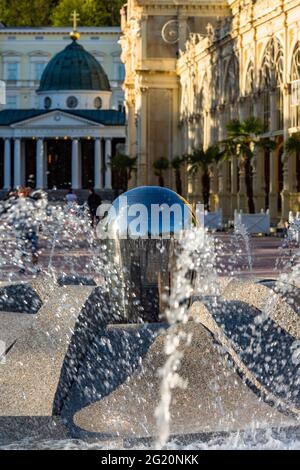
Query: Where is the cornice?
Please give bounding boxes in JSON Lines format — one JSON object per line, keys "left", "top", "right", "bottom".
{"left": 0, "top": 27, "right": 120, "bottom": 36}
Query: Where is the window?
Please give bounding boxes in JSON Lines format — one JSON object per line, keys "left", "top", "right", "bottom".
{"left": 33, "top": 62, "right": 46, "bottom": 81}
{"left": 94, "top": 96, "right": 102, "bottom": 109}
{"left": 6, "top": 95, "right": 17, "bottom": 108}
{"left": 114, "top": 62, "right": 125, "bottom": 81}
{"left": 4, "top": 62, "right": 19, "bottom": 81}
{"left": 44, "top": 96, "right": 52, "bottom": 109}
{"left": 67, "top": 96, "right": 78, "bottom": 109}
{"left": 291, "top": 42, "right": 300, "bottom": 128}
{"left": 259, "top": 38, "right": 284, "bottom": 131}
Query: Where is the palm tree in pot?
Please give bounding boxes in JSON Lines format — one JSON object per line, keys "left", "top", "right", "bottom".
{"left": 111, "top": 153, "right": 137, "bottom": 192}
{"left": 187, "top": 145, "right": 222, "bottom": 210}
{"left": 153, "top": 157, "right": 170, "bottom": 187}
{"left": 170, "top": 156, "right": 186, "bottom": 195}
{"left": 221, "top": 117, "right": 276, "bottom": 213}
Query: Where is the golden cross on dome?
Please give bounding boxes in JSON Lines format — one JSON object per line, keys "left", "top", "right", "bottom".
{"left": 70, "top": 10, "right": 80, "bottom": 41}
{"left": 71, "top": 10, "right": 80, "bottom": 31}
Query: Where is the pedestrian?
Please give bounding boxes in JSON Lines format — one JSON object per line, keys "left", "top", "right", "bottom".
{"left": 66, "top": 188, "right": 78, "bottom": 205}
{"left": 11, "top": 186, "right": 47, "bottom": 274}
{"left": 87, "top": 187, "right": 102, "bottom": 226}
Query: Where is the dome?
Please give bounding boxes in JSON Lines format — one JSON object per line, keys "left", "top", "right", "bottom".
{"left": 38, "top": 40, "right": 111, "bottom": 93}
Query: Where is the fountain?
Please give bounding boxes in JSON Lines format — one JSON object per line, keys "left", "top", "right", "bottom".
{"left": 0, "top": 186, "right": 299, "bottom": 449}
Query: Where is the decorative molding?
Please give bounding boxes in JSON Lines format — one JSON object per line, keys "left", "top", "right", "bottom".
{"left": 27, "top": 50, "right": 51, "bottom": 58}
{"left": 1, "top": 50, "right": 23, "bottom": 57}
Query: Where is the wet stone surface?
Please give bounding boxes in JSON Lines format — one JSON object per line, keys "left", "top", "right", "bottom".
{"left": 0, "top": 284, "right": 42, "bottom": 314}
{"left": 57, "top": 275, "right": 97, "bottom": 287}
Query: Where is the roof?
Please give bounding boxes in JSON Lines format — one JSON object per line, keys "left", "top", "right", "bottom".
{"left": 0, "top": 27, "right": 120, "bottom": 33}
{"left": 38, "top": 39, "right": 111, "bottom": 92}
{"left": 0, "top": 109, "right": 126, "bottom": 126}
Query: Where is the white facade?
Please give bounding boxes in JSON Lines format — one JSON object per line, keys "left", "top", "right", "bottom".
{"left": 0, "top": 26, "right": 125, "bottom": 111}
{"left": 0, "top": 26, "right": 126, "bottom": 192}
{"left": 121, "top": 0, "right": 300, "bottom": 224}
{"left": 0, "top": 110, "right": 126, "bottom": 190}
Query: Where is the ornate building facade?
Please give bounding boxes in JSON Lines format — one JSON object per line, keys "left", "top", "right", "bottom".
{"left": 121, "top": 0, "right": 300, "bottom": 224}
{"left": 0, "top": 25, "right": 125, "bottom": 192}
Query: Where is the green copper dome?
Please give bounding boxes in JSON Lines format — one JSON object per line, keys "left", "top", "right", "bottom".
{"left": 38, "top": 40, "right": 111, "bottom": 92}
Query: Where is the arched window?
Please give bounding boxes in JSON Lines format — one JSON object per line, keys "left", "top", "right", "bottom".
{"left": 291, "top": 42, "right": 300, "bottom": 128}
{"left": 244, "top": 61, "right": 255, "bottom": 117}
{"left": 259, "top": 38, "right": 284, "bottom": 131}
{"left": 223, "top": 54, "right": 239, "bottom": 127}
{"left": 199, "top": 73, "right": 210, "bottom": 147}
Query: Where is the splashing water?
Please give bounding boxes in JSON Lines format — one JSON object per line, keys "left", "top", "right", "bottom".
{"left": 234, "top": 220, "right": 253, "bottom": 274}
{"left": 1, "top": 190, "right": 300, "bottom": 450}
{"left": 155, "top": 226, "right": 221, "bottom": 448}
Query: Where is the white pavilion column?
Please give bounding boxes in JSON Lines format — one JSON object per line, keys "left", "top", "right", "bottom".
{"left": 13, "top": 138, "right": 22, "bottom": 188}
{"left": 4, "top": 138, "right": 11, "bottom": 189}
{"left": 94, "top": 138, "right": 103, "bottom": 190}
{"left": 72, "top": 138, "right": 81, "bottom": 189}
{"left": 104, "top": 138, "right": 112, "bottom": 190}
{"left": 36, "top": 138, "right": 45, "bottom": 189}
{"left": 43, "top": 140, "right": 48, "bottom": 189}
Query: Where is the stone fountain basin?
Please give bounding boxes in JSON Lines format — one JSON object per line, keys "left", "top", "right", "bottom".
{"left": 72, "top": 321, "right": 298, "bottom": 439}
{"left": 0, "top": 278, "right": 300, "bottom": 444}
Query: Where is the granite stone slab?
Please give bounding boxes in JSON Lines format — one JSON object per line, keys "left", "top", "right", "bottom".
{"left": 0, "top": 284, "right": 94, "bottom": 416}
{"left": 73, "top": 322, "right": 298, "bottom": 438}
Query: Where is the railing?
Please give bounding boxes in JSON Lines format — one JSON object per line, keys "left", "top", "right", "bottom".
{"left": 204, "top": 209, "right": 223, "bottom": 231}
{"left": 234, "top": 209, "right": 270, "bottom": 235}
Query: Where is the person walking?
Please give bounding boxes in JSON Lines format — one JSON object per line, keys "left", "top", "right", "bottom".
{"left": 87, "top": 187, "right": 102, "bottom": 226}
{"left": 8, "top": 186, "right": 47, "bottom": 274}
{"left": 66, "top": 188, "right": 78, "bottom": 205}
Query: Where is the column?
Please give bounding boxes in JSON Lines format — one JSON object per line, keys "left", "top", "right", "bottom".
{"left": 187, "top": 118, "right": 198, "bottom": 203}
{"left": 43, "top": 140, "right": 48, "bottom": 189}
{"left": 140, "top": 16, "right": 147, "bottom": 61}
{"left": 36, "top": 138, "right": 45, "bottom": 189}
{"left": 281, "top": 152, "right": 290, "bottom": 222}
{"left": 237, "top": 156, "right": 248, "bottom": 212}
{"left": 72, "top": 138, "right": 81, "bottom": 189}
{"left": 21, "top": 140, "right": 26, "bottom": 186}
{"left": 252, "top": 148, "right": 265, "bottom": 212}
{"left": 178, "top": 14, "right": 188, "bottom": 51}
{"left": 281, "top": 84, "right": 291, "bottom": 223}
{"left": 269, "top": 149, "right": 278, "bottom": 221}
{"left": 94, "top": 138, "right": 103, "bottom": 190}
{"left": 218, "top": 160, "right": 231, "bottom": 218}
{"left": 267, "top": 91, "right": 279, "bottom": 220}
{"left": 230, "top": 154, "right": 238, "bottom": 215}
{"left": 4, "top": 138, "right": 11, "bottom": 189}
{"left": 218, "top": 109, "right": 231, "bottom": 216}
{"left": 209, "top": 163, "right": 218, "bottom": 212}
{"left": 104, "top": 138, "right": 112, "bottom": 190}
{"left": 138, "top": 89, "right": 148, "bottom": 186}
{"left": 13, "top": 138, "right": 22, "bottom": 188}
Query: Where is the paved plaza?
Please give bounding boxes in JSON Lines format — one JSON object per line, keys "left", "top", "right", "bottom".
{"left": 0, "top": 231, "right": 296, "bottom": 283}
